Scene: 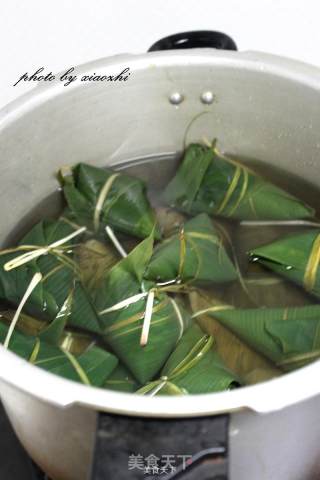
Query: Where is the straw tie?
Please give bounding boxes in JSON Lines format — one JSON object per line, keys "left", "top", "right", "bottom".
{"left": 2, "top": 227, "right": 86, "bottom": 271}
{"left": 136, "top": 334, "right": 213, "bottom": 396}
{"left": 303, "top": 233, "right": 320, "bottom": 292}
{"left": 93, "top": 173, "right": 119, "bottom": 232}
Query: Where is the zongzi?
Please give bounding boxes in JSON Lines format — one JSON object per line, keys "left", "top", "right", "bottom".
{"left": 137, "top": 324, "right": 241, "bottom": 395}
{"left": 249, "top": 230, "right": 320, "bottom": 299}
{"left": 0, "top": 137, "right": 318, "bottom": 395}
{"left": 104, "top": 363, "right": 140, "bottom": 393}
{"left": 189, "top": 290, "right": 282, "bottom": 381}
{"left": 60, "top": 163, "right": 160, "bottom": 239}
{"left": 0, "top": 219, "right": 102, "bottom": 334}
{"left": 164, "top": 143, "right": 314, "bottom": 220}
{"left": 0, "top": 310, "right": 95, "bottom": 355}
{"left": 198, "top": 304, "right": 320, "bottom": 371}
{"left": 94, "top": 234, "right": 191, "bottom": 384}
{"left": 0, "top": 321, "right": 117, "bottom": 386}
{"left": 145, "top": 213, "right": 237, "bottom": 285}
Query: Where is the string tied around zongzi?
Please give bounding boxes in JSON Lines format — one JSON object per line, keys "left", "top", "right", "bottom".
{"left": 29, "top": 338, "right": 91, "bottom": 385}
{"left": 93, "top": 173, "right": 120, "bottom": 232}
{"left": 61, "top": 349, "right": 91, "bottom": 385}
{"left": 153, "top": 226, "right": 187, "bottom": 287}
{"left": 140, "top": 289, "right": 155, "bottom": 347}
{"left": 191, "top": 304, "right": 234, "bottom": 319}
{"left": 202, "top": 137, "right": 252, "bottom": 218}
{"left": 99, "top": 286, "right": 185, "bottom": 348}
{"left": 276, "top": 349, "right": 320, "bottom": 369}
{"left": 136, "top": 334, "right": 214, "bottom": 396}
{"left": 178, "top": 226, "right": 186, "bottom": 280}
{"left": 216, "top": 166, "right": 249, "bottom": 218}
{"left": 105, "top": 225, "right": 127, "bottom": 258}
{"left": 169, "top": 298, "right": 184, "bottom": 341}
{"left": 99, "top": 291, "right": 150, "bottom": 315}
{"left": 29, "top": 337, "right": 41, "bottom": 363}
{"left": 303, "top": 233, "right": 320, "bottom": 292}
{"left": 1, "top": 226, "right": 86, "bottom": 271}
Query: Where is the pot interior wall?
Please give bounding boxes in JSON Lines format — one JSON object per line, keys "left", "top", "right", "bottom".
{"left": 1, "top": 54, "right": 320, "bottom": 245}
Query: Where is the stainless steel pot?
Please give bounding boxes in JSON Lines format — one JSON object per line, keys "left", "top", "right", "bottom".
{"left": 0, "top": 31, "right": 320, "bottom": 480}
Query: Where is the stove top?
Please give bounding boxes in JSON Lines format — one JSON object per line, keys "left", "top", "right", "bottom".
{"left": 1, "top": 402, "right": 228, "bottom": 480}
{"left": 0, "top": 403, "right": 48, "bottom": 480}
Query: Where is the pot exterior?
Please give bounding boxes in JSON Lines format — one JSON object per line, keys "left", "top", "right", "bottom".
{"left": 0, "top": 380, "right": 96, "bottom": 480}
{"left": 229, "top": 395, "right": 320, "bottom": 480}
{"left": 2, "top": 378, "right": 320, "bottom": 480}
{"left": 0, "top": 49, "right": 320, "bottom": 479}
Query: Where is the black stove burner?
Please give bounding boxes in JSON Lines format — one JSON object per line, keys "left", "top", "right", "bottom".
{"left": 0, "top": 402, "right": 228, "bottom": 480}
{"left": 92, "top": 413, "right": 228, "bottom": 479}
{"left": 0, "top": 402, "right": 48, "bottom": 480}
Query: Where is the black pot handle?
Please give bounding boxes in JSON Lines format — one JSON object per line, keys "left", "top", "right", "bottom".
{"left": 148, "top": 30, "right": 237, "bottom": 52}
{"left": 91, "top": 412, "right": 229, "bottom": 479}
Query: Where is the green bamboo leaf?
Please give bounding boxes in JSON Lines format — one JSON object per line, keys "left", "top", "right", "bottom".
{"left": 0, "top": 220, "right": 102, "bottom": 334}
{"left": 102, "top": 293, "right": 191, "bottom": 384}
{"left": 39, "top": 289, "right": 74, "bottom": 345}
{"left": 145, "top": 213, "right": 237, "bottom": 285}
{"left": 226, "top": 216, "right": 312, "bottom": 307}
{"left": 0, "top": 256, "right": 57, "bottom": 320}
{"left": 165, "top": 144, "right": 213, "bottom": 209}
{"left": 0, "top": 322, "right": 118, "bottom": 386}
{"left": 249, "top": 230, "right": 320, "bottom": 298}
{"left": 60, "top": 163, "right": 160, "bottom": 239}
{"left": 189, "top": 290, "right": 281, "bottom": 381}
{"left": 225, "top": 272, "right": 311, "bottom": 308}
{"left": 94, "top": 234, "right": 191, "bottom": 383}
{"left": 203, "top": 304, "right": 320, "bottom": 371}
{"left": 104, "top": 363, "right": 140, "bottom": 393}
{"left": 0, "top": 310, "right": 95, "bottom": 355}
{"left": 164, "top": 143, "right": 314, "bottom": 220}
{"left": 94, "top": 232, "right": 154, "bottom": 311}
{"left": 21, "top": 219, "right": 77, "bottom": 246}
{"left": 38, "top": 315, "right": 67, "bottom": 345}
{"left": 137, "top": 324, "right": 241, "bottom": 395}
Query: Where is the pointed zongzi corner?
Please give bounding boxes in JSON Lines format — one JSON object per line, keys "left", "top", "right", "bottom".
{"left": 60, "top": 162, "right": 161, "bottom": 239}
{"left": 101, "top": 292, "right": 191, "bottom": 385}
{"left": 136, "top": 324, "right": 241, "bottom": 395}
{"left": 0, "top": 220, "right": 102, "bottom": 334}
{"left": 164, "top": 143, "right": 314, "bottom": 221}
{"left": 145, "top": 213, "right": 237, "bottom": 285}
{"left": 249, "top": 230, "right": 320, "bottom": 298}
{"left": 0, "top": 322, "right": 118, "bottom": 387}
{"left": 189, "top": 290, "right": 282, "bottom": 382}
{"left": 104, "top": 363, "right": 140, "bottom": 393}
{"left": 94, "top": 234, "right": 191, "bottom": 384}
{"left": 202, "top": 304, "right": 320, "bottom": 371}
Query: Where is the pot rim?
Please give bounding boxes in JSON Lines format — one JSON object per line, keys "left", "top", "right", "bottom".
{"left": 0, "top": 49, "right": 320, "bottom": 417}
